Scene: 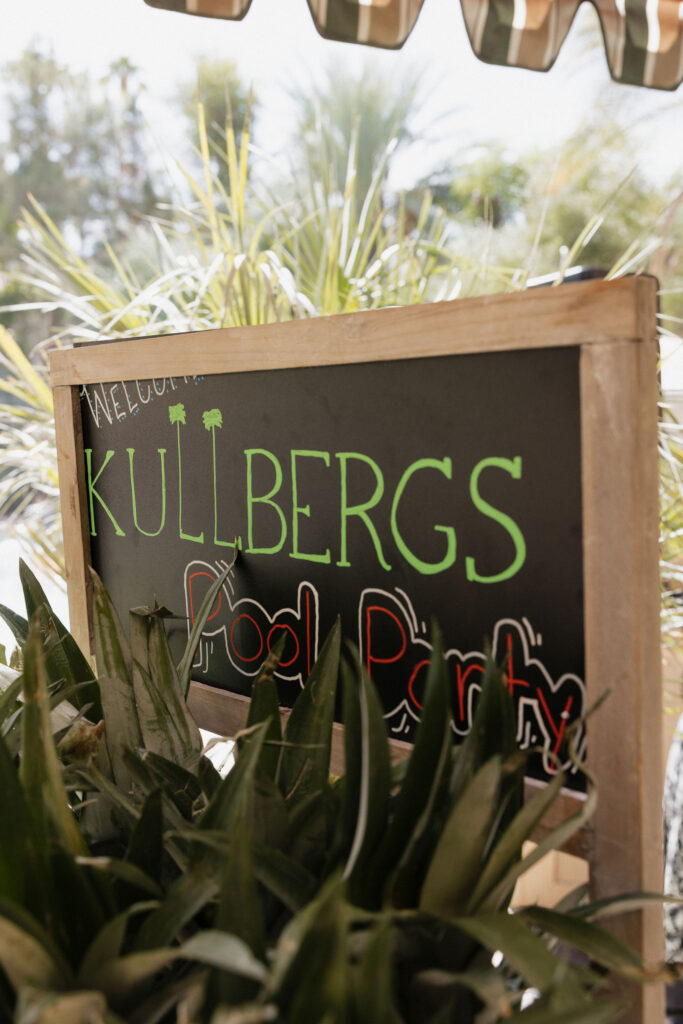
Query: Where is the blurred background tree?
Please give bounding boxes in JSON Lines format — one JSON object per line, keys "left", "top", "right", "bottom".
{"left": 177, "top": 55, "right": 251, "bottom": 155}
{"left": 288, "top": 59, "right": 422, "bottom": 202}
{"left": 0, "top": 45, "right": 165, "bottom": 344}
{"left": 0, "top": 46, "right": 161, "bottom": 255}
{"left": 0, "top": 43, "right": 682, "bottom": 607}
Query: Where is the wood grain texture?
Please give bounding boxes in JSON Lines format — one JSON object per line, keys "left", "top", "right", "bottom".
{"left": 580, "top": 279, "right": 663, "bottom": 1021}
{"left": 53, "top": 384, "right": 93, "bottom": 660}
{"left": 51, "top": 277, "right": 653, "bottom": 387}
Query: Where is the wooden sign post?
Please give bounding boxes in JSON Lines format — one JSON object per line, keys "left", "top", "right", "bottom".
{"left": 51, "top": 276, "right": 663, "bottom": 1022}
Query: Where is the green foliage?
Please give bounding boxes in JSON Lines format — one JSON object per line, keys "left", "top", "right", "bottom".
{"left": 9, "top": 93, "right": 462, "bottom": 343}
{"left": 177, "top": 57, "right": 251, "bottom": 166}
{"left": 3, "top": 72, "right": 682, "bottom": 635}
{"left": 430, "top": 145, "right": 530, "bottom": 229}
{"left": 0, "top": 325, "right": 62, "bottom": 577}
{"left": 0, "top": 95, "right": 466, "bottom": 588}
{"left": 429, "top": 109, "right": 683, "bottom": 307}
{"left": 0, "top": 561, "right": 671, "bottom": 1023}
{"left": 0, "top": 46, "right": 161, "bottom": 256}
{"left": 289, "top": 59, "right": 421, "bottom": 206}
{"left": 0, "top": 58, "right": 682, "bottom": 724}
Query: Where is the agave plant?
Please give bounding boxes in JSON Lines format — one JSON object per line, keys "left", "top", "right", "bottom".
{"left": 0, "top": 561, "right": 672, "bottom": 1023}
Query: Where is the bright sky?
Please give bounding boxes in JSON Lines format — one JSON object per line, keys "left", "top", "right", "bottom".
{"left": 1, "top": 0, "right": 681, "bottom": 184}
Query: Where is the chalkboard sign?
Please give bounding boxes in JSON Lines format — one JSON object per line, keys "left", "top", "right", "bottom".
{"left": 50, "top": 279, "right": 659, "bottom": 784}
{"left": 78, "top": 346, "right": 584, "bottom": 781}
{"left": 50, "top": 276, "right": 665, "bottom": 1013}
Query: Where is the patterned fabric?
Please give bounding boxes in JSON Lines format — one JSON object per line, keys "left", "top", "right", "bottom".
{"left": 142, "top": 0, "right": 683, "bottom": 89}
{"left": 460, "top": 0, "right": 579, "bottom": 73}
{"left": 144, "top": 0, "right": 251, "bottom": 18}
{"left": 461, "top": 0, "right": 683, "bottom": 89}
{"left": 305, "top": 0, "right": 425, "bottom": 48}
{"left": 665, "top": 714, "right": 683, "bottom": 963}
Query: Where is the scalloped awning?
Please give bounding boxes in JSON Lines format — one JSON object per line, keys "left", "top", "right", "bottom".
{"left": 143, "top": 0, "right": 683, "bottom": 89}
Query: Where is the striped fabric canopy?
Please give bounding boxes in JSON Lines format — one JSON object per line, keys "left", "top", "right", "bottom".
{"left": 144, "top": 0, "right": 683, "bottom": 89}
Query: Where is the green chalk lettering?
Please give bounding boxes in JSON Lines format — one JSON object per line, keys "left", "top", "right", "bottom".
{"left": 170, "top": 403, "right": 203, "bottom": 544}
{"left": 290, "top": 450, "right": 331, "bottom": 563}
{"left": 466, "top": 456, "right": 526, "bottom": 584}
{"left": 245, "top": 448, "right": 287, "bottom": 555}
{"left": 390, "top": 457, "right": 456, "bottom": 575}
{"left": 337, "top": 452, "right": 391, "bottom": 571}
{"left": 85, "top": 449, "right": 125, "bottom": 537}
{"left": 203, "top": 408, "right": 240, "bottom": 551}
{"left": 128, "top": 447, "right": 166, "bottom": 537}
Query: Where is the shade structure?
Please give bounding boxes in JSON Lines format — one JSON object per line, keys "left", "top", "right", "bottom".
{"left": 143, "top": 0, "right": 683, "bottom": 89}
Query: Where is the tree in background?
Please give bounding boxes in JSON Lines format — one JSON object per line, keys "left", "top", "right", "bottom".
{"left": 420, "top": 103, "right": 683, "bottom": 309}
{"left": 97, "top": 56, "right": 162, "bottom": 237}
{"left": 1, "top": 49, "right": 683, "bottom": 615}
{"left": 0, "top": 46, "right": 169, "bottom": 348}
{"left": 427, "top": 144, "right": 530, "bottom": 229}
{"left": 0, "top": 46, "right": 161, "bottom": 257}
{"left": 289, "top": 59, "right": 422, "bottom": 203}
{"left": 177, "top": 56, "right": 250, "bottom": 146}
{"left": 176, "top": 55, "right": 252, "bottom": 191}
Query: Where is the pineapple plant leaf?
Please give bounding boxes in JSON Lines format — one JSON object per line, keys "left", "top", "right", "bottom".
{"left": 0, "top": 565, "right": 670, "bottom": 1022}
{"left": 275, "top": 616, "right": 341, "bottom": 808}
{"left": 343, "top": 647, "right": 391, "bottom": 905}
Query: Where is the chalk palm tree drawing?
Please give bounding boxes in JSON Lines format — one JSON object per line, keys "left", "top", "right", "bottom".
{"left": 203, "top": 408, "right": 237, "bottom": 550}
{"left": 203, "top": 408, "right": 222, "bottom": 432}
{"left": 169, "top": 402, "right": 203, "bottom": 543}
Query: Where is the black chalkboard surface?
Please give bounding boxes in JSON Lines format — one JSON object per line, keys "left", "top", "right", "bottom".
{"left": 80, "top": 346, "right": 584, "bottom": 782}
{"left": 51, "top": 279, "right": 666, "bottom": 984}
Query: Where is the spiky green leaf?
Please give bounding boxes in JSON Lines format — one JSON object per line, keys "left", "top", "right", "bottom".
{"left": 452, "top": 911, "right": 580, "bottom": 996}
{"left": 517, "top": 906, "right": 650, "bottom": 979}
{"left": 420, "top": 757, "right": 502, "bottom": 919}
{"left": 13, "top": 988, "right": 114, "bottom": 1024}
{"left": 76, "top": 857, "right": 164, "bottom": 899}
{"left": 370, "top": 631, "right": 452, "bottom": 905}
{"left": 276, "top": 619, "right": 341, "bottom": 808}
{"left": 18, "top": 560, "right": 102, "bottom": 719}
{"left": 246, "top": 635, "right": 285, "bottom": 781}
{"left": 177, "top": 559, "right": 237, "bottom": 698}
{"left": 467, "top": 767, "right": 567, "bottom": 913}
{"left": 0, "top": 603, "right": 29, "bottom": 647}
{"left": 0, "top": 915, "right": 66, "bottom": 992}
{"left": 91, "top": 571, "right": 141, "bottom": 793}
{"left": 252, "top": 842, "right": 317, "bottom": 914}
{"left": 343, "top": 653, "right": 391, "bottom": 904}
{"left": 20, "top": 622, "right": 89, "bottom": 859}
{"left": 130, "top": 609, "right": 201, "bottom": 767}
{"left": 78, "top": 902, "right": 160, "bottom": 982}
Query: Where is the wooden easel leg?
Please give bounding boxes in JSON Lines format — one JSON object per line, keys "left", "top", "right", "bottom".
{"left": 581, "top": 286, "right": 664, "bottom": 1023}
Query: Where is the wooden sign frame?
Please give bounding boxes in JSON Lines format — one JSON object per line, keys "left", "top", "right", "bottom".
{"left": 51, "top": 276, "right": 663, "bottom": 1022}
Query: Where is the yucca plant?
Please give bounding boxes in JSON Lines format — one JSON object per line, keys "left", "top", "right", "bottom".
{"left": 8, "top": 97, "right": 465, "bottom": 346}
{"left": 2, "top": 107, "right": 682, "bottom": 678}
{"left": 0, "top": 104, "right": 469, "bottom": 590}
{"left": 2, "top": 103, "right": 683, "bottom": 650}
{"left": 0, "top": 560, "right": 672, "bottom": 1023}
